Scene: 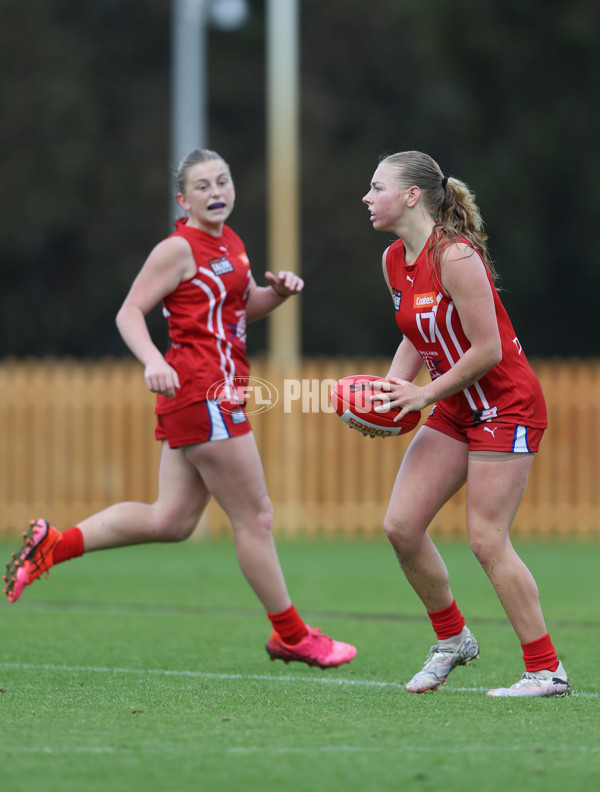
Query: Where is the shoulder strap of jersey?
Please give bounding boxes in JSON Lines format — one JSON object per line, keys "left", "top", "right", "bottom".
{"left": 384, "top": 239, "right": 405, "bottom": 285}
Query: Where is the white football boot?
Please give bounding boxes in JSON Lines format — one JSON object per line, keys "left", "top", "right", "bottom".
{"left": 486, "top": 661, "right": 570, "bottom": 697}
{"left": 406, "top": 627, "right": 480, "bottom": 693}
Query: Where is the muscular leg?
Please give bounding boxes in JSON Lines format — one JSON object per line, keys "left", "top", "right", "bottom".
{"left": 185, "top": 432, "right": 291, "bottom": 615}
{"left": 78, "top": 442, "right": 210, "bottom": 550}
{"left": 384, "top": 427, "right": 468, "bottom": 612}
{"left": 466, "top": 454, "right": 547, "bottom": 643}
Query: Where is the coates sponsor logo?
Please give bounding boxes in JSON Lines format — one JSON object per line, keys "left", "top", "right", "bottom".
{"left": 207, "top": 376, "right": 279, "bottom": 415}
{"left": 413, "top": 292, "right": 436, "bottom": 308}
{"left": 344, "top": 414, "right": 394, "bottom": 437}
{"left": 209, "top": 257, "right": 235, "bottom": 276}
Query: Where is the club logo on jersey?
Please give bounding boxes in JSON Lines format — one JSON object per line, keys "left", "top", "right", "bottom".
{"left": 413, "top": 292, "right": 436, "bottom": 309}
{"left": 209, "top": 257, "right": 235, "bottom": 276}
{"left": 422, "top": 353, "right": 446, "bottom": 379}
{"left": 392, "top": 288, "right": 402, "bottom": 311}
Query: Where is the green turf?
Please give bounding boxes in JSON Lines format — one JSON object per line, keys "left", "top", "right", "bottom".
{"left": 1, "top": 537, "right": 598, "bottom": 792}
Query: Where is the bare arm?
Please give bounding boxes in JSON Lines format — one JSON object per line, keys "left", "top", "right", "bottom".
{"left": 115, "top": 236, "right": 195, "bottom": 398}
{"left": 422, "top": 243, "right": 501, "bottom": 402}
{"left": 386, "top": 337, "right": 424, "bottom": 382}
{"left": 245, "top": 270, "right": 304, "bottom": 322}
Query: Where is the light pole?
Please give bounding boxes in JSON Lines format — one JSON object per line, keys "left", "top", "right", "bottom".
{"left": 266, "top": 0, "right": 300, "bottom": 366}
{"left": 170, "top": 0, "right": 249, "bottom": 218}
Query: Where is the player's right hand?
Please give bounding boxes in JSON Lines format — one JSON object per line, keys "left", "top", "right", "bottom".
{"left": 144, "top": 358, "right": 180, "bottom": 398}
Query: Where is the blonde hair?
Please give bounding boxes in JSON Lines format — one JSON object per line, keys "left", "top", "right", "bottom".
{"left": 380, "top": 151, "right": 498, "bottom": 284}
{"left": 175, "top": 148, "right": 230, "bottom": 194}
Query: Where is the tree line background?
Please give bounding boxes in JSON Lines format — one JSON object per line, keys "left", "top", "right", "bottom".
{"left": 1, "top": 0, "right": 599, "bottom": 360}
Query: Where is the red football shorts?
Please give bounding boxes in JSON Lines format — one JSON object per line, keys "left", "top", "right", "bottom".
{"left": 155, "top": 400, "right": 252, "bottom": 448}
{"left": 424, "top": 406, "right": 545, "bottom": 453}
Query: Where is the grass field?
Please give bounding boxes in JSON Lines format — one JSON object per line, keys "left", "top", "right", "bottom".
{"left": 1, "top": 536, "right": 598, "bottom": 792}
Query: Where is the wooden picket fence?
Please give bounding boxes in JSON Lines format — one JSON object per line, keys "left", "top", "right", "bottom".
{"left": 0, "top": 356, "right": 599, "bottom": 540}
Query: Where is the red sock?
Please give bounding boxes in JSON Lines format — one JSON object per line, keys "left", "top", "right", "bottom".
{"left": 52, "top": 527, "right": 85, "bottom": 565}
{"left": 521, "top": 632, "right": 558, "bottom": 673}
{"left": 267, "top": 604, "right": 308, "bottom": 645}
{"left": 428, "top": 599, "right": 466, "bottom": 640}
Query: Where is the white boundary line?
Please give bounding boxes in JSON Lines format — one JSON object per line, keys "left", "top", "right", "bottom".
{"left": 2, "top": 745, "right": 598, "bottom": 755}
{"left": 0, "top": 661, "right": 597, "bottom": 697}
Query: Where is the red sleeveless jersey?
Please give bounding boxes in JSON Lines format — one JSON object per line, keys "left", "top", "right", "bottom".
{"left": 155, "top": 218, "right": 252, "bottom": 415}
{"left": 385, "top": 237, "right": 547, "bottom": 427}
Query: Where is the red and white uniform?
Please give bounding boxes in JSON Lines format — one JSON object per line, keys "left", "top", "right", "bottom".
{"left": 155, "top": 218, "right": 252, "bottom": 417}
{"left": 385, "top": 236, "right": 547, "bottom": 430}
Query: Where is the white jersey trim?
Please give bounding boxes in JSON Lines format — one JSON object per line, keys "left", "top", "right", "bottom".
{"left": 192, "top": 268, "right": 236, "bottom": 384}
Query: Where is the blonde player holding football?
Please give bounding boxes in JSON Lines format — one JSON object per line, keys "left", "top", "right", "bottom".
{"left": 362, "top": 150, "right": 568, "bottom": 697}
{"left": 3, "top": 149, "right": 356, "bottom": 671}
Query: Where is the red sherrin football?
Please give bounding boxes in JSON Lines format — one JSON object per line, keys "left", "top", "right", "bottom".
{"left": 330, "top": 374, "right": 421, "bottom": 438}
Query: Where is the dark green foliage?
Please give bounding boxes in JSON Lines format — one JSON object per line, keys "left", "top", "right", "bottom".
{"left": 1, "top": 0, "right": 598, "bottom": 357}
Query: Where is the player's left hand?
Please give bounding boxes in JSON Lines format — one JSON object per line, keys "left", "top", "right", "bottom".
{"left": 370, "top": 377, "right": 427, "bottom": 421}
{"left": 265, "top": 270, "right": 304, "bottom": 297}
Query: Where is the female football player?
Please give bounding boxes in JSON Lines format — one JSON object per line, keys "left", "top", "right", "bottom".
{"left": 4, "top": 148, "right": 356, "bottom": 671}
{"left": 362, "top": 150, "right": 568, "bottom": 697}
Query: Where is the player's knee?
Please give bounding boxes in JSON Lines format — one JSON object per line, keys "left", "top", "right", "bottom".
{"left": 383, "top": 512, "right": 414, "bottom": 552}
{"left": 469, "top": 533, "right": 501, "bottom": 567}
{"left": 254, "top": 496, "right": 274, "bottom": 535}
{"left": 233, "top": 495, "right": 274, "bottom": 538}
{"left": 153, "top": 509, "right": 201, "bottom": 542}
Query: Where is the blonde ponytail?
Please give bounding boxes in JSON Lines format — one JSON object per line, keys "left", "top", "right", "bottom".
{"left": 380, "top": 151, "right": 498, "bottom": 284}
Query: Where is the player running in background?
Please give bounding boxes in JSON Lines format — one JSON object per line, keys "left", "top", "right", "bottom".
{"left": 362, "top": 150, "right": 568, "bottom": 697}
{"left": 3, "top": 148, "right": 356, "bottom": 671}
